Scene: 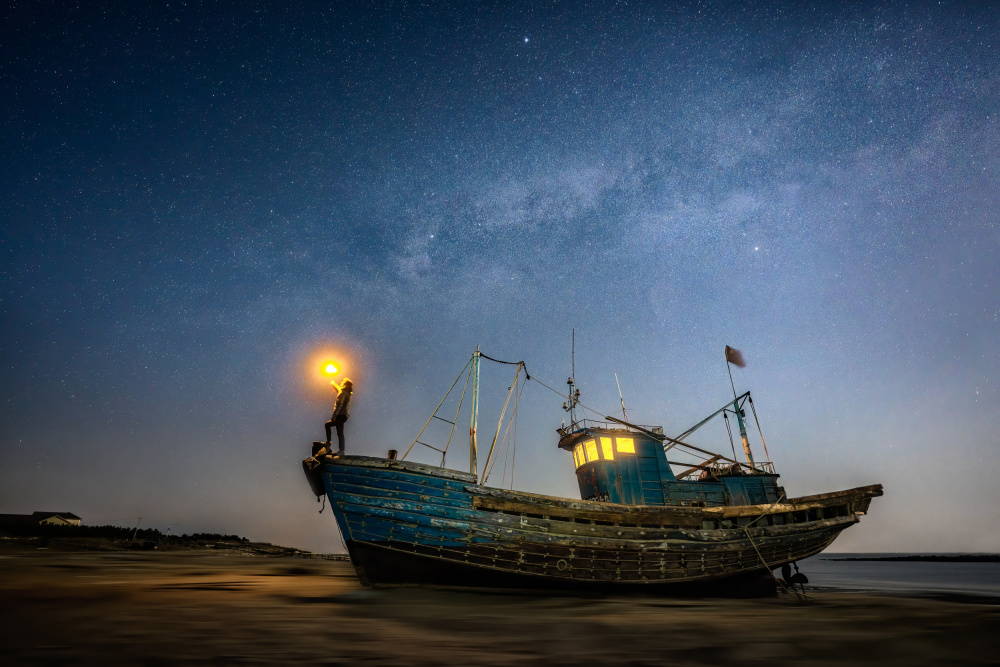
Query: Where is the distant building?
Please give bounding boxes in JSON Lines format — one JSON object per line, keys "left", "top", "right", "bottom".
{"left": 0, "top": 512, "right": 82, "bottom": 529}
{"left": 32, "top": 512, "right": 82, "bottom": 526}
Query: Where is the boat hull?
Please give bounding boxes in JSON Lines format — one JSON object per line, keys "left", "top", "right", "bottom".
{"left": 318, "top": 456, "right": 881, "bottom": 593}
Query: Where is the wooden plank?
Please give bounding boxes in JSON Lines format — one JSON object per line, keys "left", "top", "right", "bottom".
{"left": 328, "top": 472, "right": 472, "bottom": 500}
{"left": 786, "top": 484, "right": 883, "bottom": 504}
{"left": 674, "top": 455, "right": 723, "bottom": 480}
{"left": 329, "top": 481, "right": 472, "bottom": 510}
{"left": 471, "top": 495, "right": 703, "bottom": 527}
{"left": 324, "top": 455, "right": 478, "bottom": 484}
{"left": 329, "top": 464, "right": 473, "bottom": 492}
{"left": 702, "top": 485, "right": 883, "bottom": 519}
{"left": 349, "top": 519, "right": 847, "bottom": 585}
{"left": 469, "top": 485, "right": 704, "bottom": 519}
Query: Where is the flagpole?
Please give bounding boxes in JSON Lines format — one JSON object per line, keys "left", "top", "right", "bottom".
{"left": 727, "top": 359, "right": 738, "bottom": 403}
{"left": 725, "top": 346, "right": 756, "bottom": 469}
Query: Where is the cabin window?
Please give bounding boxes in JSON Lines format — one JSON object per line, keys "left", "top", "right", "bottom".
{"left": 616, "top": 437, "right": 635, "bottom": 454}
{"left": 573, "top": 444, "right": 584, "bottom": 467}
{"left": 584, "top": 439, "right": 599, "bottom": 462}
{"left": 600, "top": 437, "right": 614, "bottom": 460}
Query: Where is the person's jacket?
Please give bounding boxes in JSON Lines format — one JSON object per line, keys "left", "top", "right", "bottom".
{"left": 333, "top": 387, "right": 352, "bottom": 419}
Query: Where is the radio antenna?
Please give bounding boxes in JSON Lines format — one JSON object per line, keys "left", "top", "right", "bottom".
{"left": 615, "top": 372, "right": 628, "bottom": 421}
{"left": 563, "top": 329, "right": 580, "bottom": 426}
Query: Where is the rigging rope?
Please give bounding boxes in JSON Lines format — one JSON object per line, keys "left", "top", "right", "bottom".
{"left": 738, "top": 493, "right": 813, "bottom": 603}
{"left": 440, "top": 364, "right": 473, "bottom": 466}
{"left": 481, "top": 362, "right": 524, "bottom": 482}
{"left": 479, "top": 350, "right": 621, "bottom": 425}
{"left": 488, "top": 376, "right": 526, "bottom": 487}
{"left": 478, "top": 352, "right": 530, "bottom": 379}
{"left": 509, "top": 382, "right": 521, "bottom": 489}
{"left": 723, "top": 411, "right": 738, "bottom": 461}
{"left": 413, "top": 350, "right": 732, "bottom": 474}
{"left": 402, "top": 357, "right": 473, "bottom": 461}
{"left": 527, "top": 375, "right": 607, "bottom": 420}
{"left": 747, "top": 395, "right": 772, "bottom": 463}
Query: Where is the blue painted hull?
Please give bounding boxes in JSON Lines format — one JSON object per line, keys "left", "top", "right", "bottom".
{"left": 318, "top": 455, "right": 881, "bottom": 592}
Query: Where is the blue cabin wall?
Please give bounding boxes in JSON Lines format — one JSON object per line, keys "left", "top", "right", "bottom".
{"left": 618, "top": 437, "right": 673, "bottom": 505}
{"left": 569, "top": 430, "right": 676, "bottom": 505}
{"left": 661, "top": 480, "right": 728, "bottom": 507}
{"left": 659, "top": 476, "right": 782, "bottom": 507}
{"left": 722, "top": 475, "right": 781, "bottom": 505}
{"left": 563, "top": 427, "right": 783, "bottom": 507}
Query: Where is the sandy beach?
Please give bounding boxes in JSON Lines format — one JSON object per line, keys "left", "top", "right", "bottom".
{"left": 0, "top": 552, "right": 996, "bottom": 666}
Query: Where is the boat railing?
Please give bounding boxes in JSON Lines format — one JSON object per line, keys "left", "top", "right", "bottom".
{"left": 679, "top": 459, "right": 777, "bottom": 478}
{"left": 564, "top": 419, "right": 664, "bottom": 434}
{"left": 564, "top": 419, "right": 777, "bottom": 475}
{"left": 711, "top": 460, "right": 777, "bottom": 475}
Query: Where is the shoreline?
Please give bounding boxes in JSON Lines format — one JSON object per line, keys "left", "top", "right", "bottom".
{"left": 822, "top": 554, "right": 1000, "bottom": 562}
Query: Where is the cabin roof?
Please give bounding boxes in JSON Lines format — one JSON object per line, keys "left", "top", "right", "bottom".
{"left": 557, "top": 425, "right": 662, "bottom": 450}
{"left": 32, "top": 511, "right": 81, "bottom": 521}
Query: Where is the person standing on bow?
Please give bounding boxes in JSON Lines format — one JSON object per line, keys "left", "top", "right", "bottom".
{"left": 324, "top": 378, "right": 353, "bottom": 455}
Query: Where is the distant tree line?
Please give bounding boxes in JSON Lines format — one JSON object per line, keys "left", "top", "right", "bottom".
{"left": 1, "top": 522, "right": 249, "bottom": 543}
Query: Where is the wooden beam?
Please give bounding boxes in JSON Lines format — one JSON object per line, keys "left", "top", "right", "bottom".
{"left": 472, "top": 495, "right": 704, "bottom": 527}
{"left": 701, "top": 485, "right": 885, "bottom": 518}
{"left": 673, "top": 454, "right": 723, "bottom": 479}
{"left": 604, "top": 415, "right": 746, "bottom": 467}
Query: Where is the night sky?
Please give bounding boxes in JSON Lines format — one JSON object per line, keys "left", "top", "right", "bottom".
{"left": 2, "top": 2, "right": 998, "bottom": 554}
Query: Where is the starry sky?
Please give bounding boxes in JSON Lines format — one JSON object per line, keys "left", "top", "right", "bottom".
{"left": 2, "top": 1, "right": 998, "bottom": 554}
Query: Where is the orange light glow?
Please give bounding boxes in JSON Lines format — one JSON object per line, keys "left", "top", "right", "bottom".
{"left": 304, "top": 349, "right": 353, "bottom": 393}
{"left": 299, "top": 343, "right": 365, "bottom": 405}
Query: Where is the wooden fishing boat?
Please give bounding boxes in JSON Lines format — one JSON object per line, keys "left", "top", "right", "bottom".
{"left": 303, "top": 349, "right": 882, "bottom": 594}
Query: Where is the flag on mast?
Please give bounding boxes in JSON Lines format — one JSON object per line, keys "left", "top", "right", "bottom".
{"left": 725, "top": 345, "right": 746, "bottom": 367}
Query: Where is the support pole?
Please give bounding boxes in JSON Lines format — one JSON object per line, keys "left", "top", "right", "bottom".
{"left": 469, "top": 347, "right": 480, "bottom": 477}
{"left": 727, "top": 358, "right": 755, "bottom": 468}
{"left": 733, "top": 396, "right": 755, "bottom": 467}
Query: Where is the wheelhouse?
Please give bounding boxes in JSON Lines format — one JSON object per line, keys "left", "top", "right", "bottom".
{"left": 558, "top": 421, "right": 784, "bottom": 508}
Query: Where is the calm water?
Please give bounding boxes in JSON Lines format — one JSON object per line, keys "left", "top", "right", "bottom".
{"left": 797, "top": 553, "right": 1000, "bottom": 599}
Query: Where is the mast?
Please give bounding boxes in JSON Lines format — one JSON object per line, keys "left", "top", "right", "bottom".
{"left": 733, "top": 398, "right": 755, "bottom": 467}
{"left": 469, "top": 347, "right": 481, "bottom": 476}
{"left": 563, "top": 329, "right": 580, "bottom": 427}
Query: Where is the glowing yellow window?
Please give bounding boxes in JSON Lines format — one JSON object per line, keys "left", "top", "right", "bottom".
{"left": 600, "top": 437, "right": 614, "bottom": 460}
{"left": 616, "top": 437, "right": 635, "bottom": 454}
{"left": 573, "top": 444, "right": 584, "bottom": 467}
{"left": 584, "top": 439, "right": 599, "bottom": 463}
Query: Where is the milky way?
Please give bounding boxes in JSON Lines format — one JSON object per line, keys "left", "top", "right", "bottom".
{"left": 2, "top": 2, "right": 997, "bottom": 553}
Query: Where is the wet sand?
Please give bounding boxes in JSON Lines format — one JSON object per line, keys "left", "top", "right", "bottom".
{"left": 1, "top": 552, "right": 996, "bottom": 665}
